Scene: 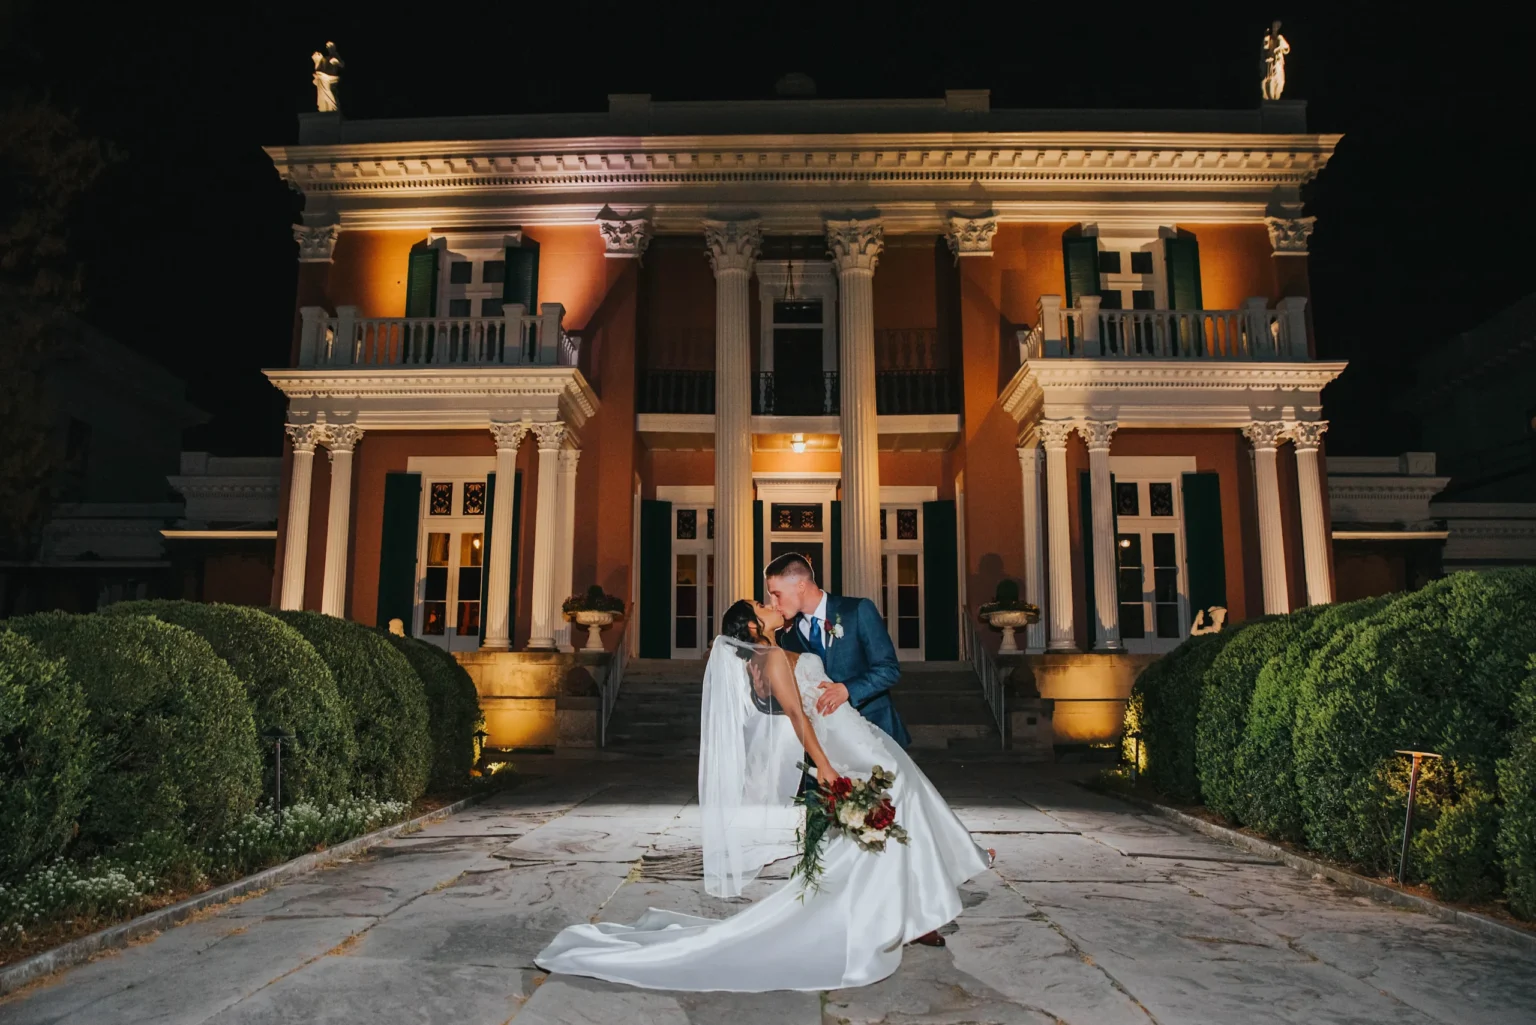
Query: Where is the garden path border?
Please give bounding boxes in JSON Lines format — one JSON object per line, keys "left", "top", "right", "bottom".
{"left": 1090, "top": 781, "right": 1536, "bottom": 954}
{"left": 0, "top": 789, "right": 492, "bottom": 996}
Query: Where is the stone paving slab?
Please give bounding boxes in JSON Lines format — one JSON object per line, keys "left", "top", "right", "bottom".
{"left": 3, "top": 760, "right": 1533, "bottom": 1025}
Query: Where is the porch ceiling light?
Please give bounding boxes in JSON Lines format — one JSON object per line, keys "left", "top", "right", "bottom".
{"left": 791, "top": 433, "right": 806, "bottom": 454}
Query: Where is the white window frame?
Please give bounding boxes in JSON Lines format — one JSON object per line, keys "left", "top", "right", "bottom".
{"left": 755, "top": 261, "right": 838, "bottom": 375}
{"left": 407, "top": 456, "right": 495, "bottom": 651}
{"left": 658, "top": 486, "right": 715, "bottom": 659}
{"left": 426, "top": 231, "right": 524, "bottom": 318}
{"left": 878, "top": 485, "right": 936, "bottom": 660}
{"left": 1109, "top": 455, "right": 1195, "bottom": 654}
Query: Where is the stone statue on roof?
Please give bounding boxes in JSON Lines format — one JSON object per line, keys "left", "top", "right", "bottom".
{"left": 312, "top": 42, "right": 344, "bottom": 113}
{"left": 1261, "top": 21, "right": 1290, "bottom": 101}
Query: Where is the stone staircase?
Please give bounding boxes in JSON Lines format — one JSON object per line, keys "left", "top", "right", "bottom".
{"left": 603, "top": 658, "right": 1004, "bottom": 755}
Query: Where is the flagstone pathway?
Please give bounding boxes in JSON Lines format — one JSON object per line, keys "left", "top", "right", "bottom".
{"left": 3, "top": 756, "right": 1533, "bottom": 1025}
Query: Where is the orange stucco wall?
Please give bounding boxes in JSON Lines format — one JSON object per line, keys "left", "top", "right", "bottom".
{"left": 1193, "top": 223, "right": 1282, "bottom": 310}
{"left": 873, "top": 241, "right": 939, "bottom": 330}
{"left": 640, "top": 241, "right": 717, "bottom": 371}
{"left": 327, "top": 230, "right": 421, "bottom": 316}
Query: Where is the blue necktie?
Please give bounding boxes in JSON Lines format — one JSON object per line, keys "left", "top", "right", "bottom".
{"left": 806, "top": 616, "right": 827, "bottom": 659}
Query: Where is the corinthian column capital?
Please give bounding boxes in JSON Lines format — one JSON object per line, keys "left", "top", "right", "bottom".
{"left": 321, "top": 424, "right": 364, "bottom": 454}
{"left": 944, "top": 214, "right": 998, "bottom": 259}
{"left": 1036, "top": 418, "right": 1076, "bottom": 451}
{"left": 532, "top": 421, "right": 568, "bottom": 451}
{"left": 293, "top": 222, "right": 341, "bottom": 263}
{"left": 826, "top": 217, "right": 884, "bottom": 274}
{"left": 1265, "top": 215, "right": 1316, "bottom": 255}
{"left": 285, "top": 423, "right": 326, "bottom": 454}
{"left": 489, "top": 421, "right": 530, "bottom": 452}
{"left": 598, "top": 212, "right": 652, "bottom": 261}
{"left": 703, "top": 219, "right": 762, "bottom": 276}
{"left": 1076, "top": 419, "right": 1119, "bottom": 452}
{"left": 1243, "top": 420, "right": 1289, "bottom": 451}
{"left": 1286, "top": 420, "right": 1329, "bottom": 451}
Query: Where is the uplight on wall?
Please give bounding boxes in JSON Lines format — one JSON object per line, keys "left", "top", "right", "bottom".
{"left": 791, "top": 433, "right": 806, "bottom": 454}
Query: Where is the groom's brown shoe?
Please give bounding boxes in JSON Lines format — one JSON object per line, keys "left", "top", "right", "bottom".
{"left": 911, "top": 930, "right": 945, "bottom": 947}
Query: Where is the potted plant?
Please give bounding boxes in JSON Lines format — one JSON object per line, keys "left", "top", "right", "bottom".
{"left": 978, "top": 579, "right": 1039, "bottom": 654}
{"left": 562, "top": 585, "right": 626, "bottom": 651}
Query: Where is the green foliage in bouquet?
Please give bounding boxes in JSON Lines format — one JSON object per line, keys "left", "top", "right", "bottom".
{"left": 792, "top": 764, "right": 907, "bottom": 892}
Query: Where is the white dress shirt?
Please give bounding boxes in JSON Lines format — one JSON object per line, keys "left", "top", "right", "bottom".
{"left": 798, "top": 591, "right": 829, "bottom": 645}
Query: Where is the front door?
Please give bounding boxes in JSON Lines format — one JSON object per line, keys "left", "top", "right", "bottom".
{"left": 671, "top": 505, "right": 714, "bottom": 658}
{"left": 771, "top": 299, "right": 827, "bottom": 415}
{"left": 1113, "top": 477, "right": 1189, "bottom": 654}
{"left": 879, "top": 505, "right": 924, "bottom": 660}
{"left": 416, "top": 476, "right": 487, "bottom": 651}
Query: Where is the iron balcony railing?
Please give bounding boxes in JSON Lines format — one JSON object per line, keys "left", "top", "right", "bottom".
{"left": 639, "top": 369, "right": 959, "bottom": 416}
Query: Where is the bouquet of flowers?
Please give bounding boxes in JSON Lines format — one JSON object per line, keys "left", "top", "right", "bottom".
{"left": 792, "top": 764, "right": 909, "bottom": 891}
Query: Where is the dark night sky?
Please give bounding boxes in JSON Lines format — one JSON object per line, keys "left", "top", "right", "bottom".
{"left": 5, "top": 1, "right": 1532, "bottom": 457}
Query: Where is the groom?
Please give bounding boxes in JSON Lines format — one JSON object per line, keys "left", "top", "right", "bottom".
{"left": 764, "top": 552, "right": 910, "bottom": 748}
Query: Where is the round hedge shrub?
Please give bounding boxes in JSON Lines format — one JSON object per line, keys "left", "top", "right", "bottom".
{"left": 0, "top": 629, "right": 92, "bottom": 878}
{"left": 383, "top": 633, "right": 483, "bottom": 789}
{"left": 1498, "top": 657, "right": 1536, "bottom": 919}
{"left": 5, "top": 612, "right": 261, "bottom": 853}
{"left": 1294, "top": 570, "right": 1536, "bottom": 900}
{"left": 267, "top": 611, "right": 430, "bottom": 803}
{"left": 1127, "top": 623, "right": 1255, "bottom": 803}
{"left": 1235, "top": 596, "right": 1391, "bottom": 841}
{"left": 105, "top": 601, "right": 357, "bottom": 805}
{"left": 1196, "top": 607, "right": 1326, "bottom": 823}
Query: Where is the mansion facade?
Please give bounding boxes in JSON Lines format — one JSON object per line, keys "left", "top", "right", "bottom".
{"left": 265, "top": 90, "right": 1342, "bottom": 746}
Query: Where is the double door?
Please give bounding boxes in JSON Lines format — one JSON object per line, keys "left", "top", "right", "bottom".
{"left": 879, "top": 504, "right": 924, "bottom": 660}
{"left": 671, "top": 505, "right": 715, "bottom": 658}
{"left": 1113, "top": 477, "right": 1188, "bottom": 653}
{"left": 416, "top": 476, "right": 487, "bottom": 652}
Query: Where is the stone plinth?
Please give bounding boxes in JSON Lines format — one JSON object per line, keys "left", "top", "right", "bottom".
{"left": 1024, "top": 652, "right": 1160, "bottom": 745}
{"left": 455, "top": 650, "right": 614, "bottom": 750}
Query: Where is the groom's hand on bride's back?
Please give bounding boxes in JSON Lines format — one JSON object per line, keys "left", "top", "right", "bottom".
{"left": 815, "top": 680, "right": 850, "bottom": 715}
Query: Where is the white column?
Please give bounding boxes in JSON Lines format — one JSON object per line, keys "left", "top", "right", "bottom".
{"left": 279, "top": 424, "right": 324, "bottom": 610}
{"left": 1017, "top": 441, "right": 1046, "bottom": 652}
{"left": 483, "top": 422, "right": 528, "bottom": 651}
{"left": 1288, "top": 420, "right": 1333, "bottom": 607}
{"left": 528, "top": 422, "right": 567, "bottom": 649}
{"left": 553, "top": 444, "right": 581, "bottom": 651}
{"left": 827, "top": 216, "right": 885, "bottom": 600}
{"left": 1079, "top": 419, "right": 1122, "bottom": 651}
{"left": 1037, "top": 420, "right": 1077, "bottom": 651}
{"left": 1245, "top": 421, "right": 1291, "bottom": 615}
{"left": 704, "top": 219, "right": 761, "bottom": 626}
{"left": 318, "top": 425, "right": 363, "bottom": 618}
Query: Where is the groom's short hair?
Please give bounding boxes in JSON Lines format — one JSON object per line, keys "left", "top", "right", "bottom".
{"left": 764, "top": 552, "right": 816, "bottom": 584}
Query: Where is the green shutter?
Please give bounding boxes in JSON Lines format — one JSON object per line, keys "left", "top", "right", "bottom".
{"left": 1182, "top": 472, "right": 1227, "bottom": 615}
{"left": 830, "top": 500, "right": 843, "bottom": 595}
{"left": 1079, "top": 470, "right": 1095, "bottom": 648}
{"left": 1062, "top": 233, "right": 1100, "bottom": 307}
{"left": 753, "top": 499, "right": 765, "bottom": 602}
{"left": 1164, "top": 233, "right": 1203, "bottom": 310}
{"left": 922, "top": 500, "right": 959, "bottom": 660}
{"left": 477, "top": 472, "right": 496, "bottom": 643}
{"left": 376, "top": 472, "right": 421, "bottom": 628}
{"left": 640, "top": 499, "right": 672, "bottom": 658}
{"left": 503, "top": 241, "right": 540, "bottom": 312}
{"left": 405, "top": 248, "right": 439, "bottom": 317}
{"left": 508, "top": 473, "right": 522, "bottom": 631}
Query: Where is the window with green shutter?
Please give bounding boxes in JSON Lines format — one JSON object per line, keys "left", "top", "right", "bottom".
{"left": 922, "top": 500, "right": 959, "bottom": 660}
{"left": 1062, "top": 231, "right": 1100, "bottom": 308}
{"left": 830, "top": 500, "right": 843, "bottom": 596}
{"left": 1181, "top": 472, "right": 1227, "bottom": 616}
{"left": 1079, "top": 470, "right": 1095, "bottom": 648}
{"left": 640, "top": 500, "right": 672, "bottom": 658}
{"left": 405, "top": 247, "right": 439, "bottom": 317}
{"left": 753, "top": 499, "right": 765, "bottom": 602}
{"left": 1164, "top": 232, "right": 1203, "bottom": 311}
{"left": 377, "top": 473, "right": 422, "bottom": 629}
{"left": 503, "top": 241, "right": 540, "bottom": 313}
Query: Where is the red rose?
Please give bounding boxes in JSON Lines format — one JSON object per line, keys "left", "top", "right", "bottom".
{"left": 828, "top": 777, "right": 854, "bottom": 799}
{"left": 865, "top": 800, "right": 896, "bottom": 831}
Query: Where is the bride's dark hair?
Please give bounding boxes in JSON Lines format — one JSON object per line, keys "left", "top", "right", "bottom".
{"left": 720, "top": 600, "right": 761, "bottom": 655}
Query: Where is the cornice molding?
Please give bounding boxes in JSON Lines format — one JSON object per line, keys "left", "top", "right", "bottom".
{"left": 266, "top": 366, "right": 599, "bottom": 428}
{"left": 267, "top": 132, "right": 1339, "bottom": 198}
{"left": 1025, "top": 359, "right": 1346, "bottom": 391}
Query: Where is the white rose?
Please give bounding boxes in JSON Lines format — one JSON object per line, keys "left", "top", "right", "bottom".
{"left": 840, "top": 806, "right": 867, "bottom": 830}
{"left": 832, "top": 622, "right": 844, "bottom": 638}
{"left": 859, "top": 829, "right": 882, "bottom": 845}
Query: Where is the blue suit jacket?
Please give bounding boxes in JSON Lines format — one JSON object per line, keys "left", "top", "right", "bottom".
{"left": 781, "top": 594, "right": 911, "bottom": 749}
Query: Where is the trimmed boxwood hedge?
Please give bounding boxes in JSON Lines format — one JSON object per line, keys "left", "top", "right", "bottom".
{"left": 106, "top": 601, "right": 357, "bottom": 805}
{"left": 1294, "top": 570, "right": 1536, "bottom": 900}
{"left": 267, "top": 610, "right": 431, "bottom": 803}
{"left": 383, "top": 633, "right": 483, "bottom": 788}
{"left": 1233, "top": 596, "right": 1391, "bottom": 840}
{"left": 1196, "top": 606, "right": 1327, "bottom": 823}
{"left": 1126, "top": 624, "right": 1254, "bottom": 803}
{"left": 1499, "top": 656, "right": 1536, "bottom": 919}
{"left": 5, "top": 612, "right": 261, "bottom": 852}
{"left": 0, "top": 629, "right": 92, "bottom": 878}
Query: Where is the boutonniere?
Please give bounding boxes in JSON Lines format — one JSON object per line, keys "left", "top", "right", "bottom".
{"left": 829, "top": 614, "right": 844, "bottom": 642}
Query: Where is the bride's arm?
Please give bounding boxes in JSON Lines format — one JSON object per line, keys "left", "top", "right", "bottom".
{"left": 763, "top": 649, "right": 839, "bottom": 783}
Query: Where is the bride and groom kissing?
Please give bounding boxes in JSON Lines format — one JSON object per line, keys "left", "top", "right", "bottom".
{"left": 535, "top": 552, "right": 995, "bottom": 992}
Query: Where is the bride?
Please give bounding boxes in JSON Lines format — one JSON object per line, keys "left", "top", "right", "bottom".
{"left": 534, "top": 598, "right": 995, "bottom": 992}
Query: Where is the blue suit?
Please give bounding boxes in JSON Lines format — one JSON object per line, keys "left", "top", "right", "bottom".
{"left": 780, "top": 594, "right": 911, "bottom": 749}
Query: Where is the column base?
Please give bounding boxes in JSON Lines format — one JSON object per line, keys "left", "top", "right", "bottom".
{"left": 1047, "top": 644, "right": 1081, "bottom": 654}
{"left": 480, "top": 639, "right": 512, "bottom": 653}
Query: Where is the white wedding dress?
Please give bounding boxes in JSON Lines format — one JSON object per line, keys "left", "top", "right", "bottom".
{"left": 534, "top": 643, "right": 992, "bottom": 992}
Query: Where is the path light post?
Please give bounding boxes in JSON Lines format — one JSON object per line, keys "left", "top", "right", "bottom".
{"left": 262, "top": 726, "right": 297, "bottom": 829}
{"left": 1128, "top": 730, "right": 1142, "bottom": 785}
{"left": 473, "top": 728, "right": 490, "bottom": 767}
{"left": 1394, "top": 749, "right": 1441, "bottom": 885}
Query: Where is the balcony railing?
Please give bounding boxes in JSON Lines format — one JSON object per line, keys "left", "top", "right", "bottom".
{"left": 297, "top": 303, "right": 579, "bottom": 369}
{"left": 640, "top": 369, "right": 959, "bottom": 416}
{"left": 1018, "top": 295, "right": 1310, "bottom": 362}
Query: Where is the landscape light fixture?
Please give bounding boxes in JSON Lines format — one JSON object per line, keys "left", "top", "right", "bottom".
{"left": 1393, "top": 749, "right": 1442, "bottom": 885}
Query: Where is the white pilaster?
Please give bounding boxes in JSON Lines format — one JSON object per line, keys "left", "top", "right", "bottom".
{"left": 554, "top": 444, "right": 582, "bottom": 651}
{"left": 1245, "top": 421, "right": 1292, "bottom": 615}
{"left": 827, "top": 216, "right": 885, "bottom": 600}
{"left": 318, "top": 425, "right": 363, "bottom": 619}
{"left": 528, "top": 421, "right": 567, "bottom": 650}
{"left": 1017, "top": 441, "right": 1046, "bottom": 653}
{"left": 1079, "top": 419, "right": 1122, "bottom": 651}
{"left": 1288, "top": 420, "right": 1333, "bottom": 607}
{"left": 704, "top": 219, "right": 761, "bottom": 627}
{"left": 483, "top": 422, "right": 528, "bottom": 651}
{"left": 279, "top": 424, "right": 324, "bottom": 611}
{"left": 1037, "top": 419, "right": 1077, "bottom": 651}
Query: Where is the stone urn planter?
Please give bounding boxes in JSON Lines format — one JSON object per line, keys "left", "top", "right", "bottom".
{"left": 982, "top": 609, "right": 1034, "bottom": 654}
{"left": 571, "top": 609, "right": 618, "bottom": 651}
